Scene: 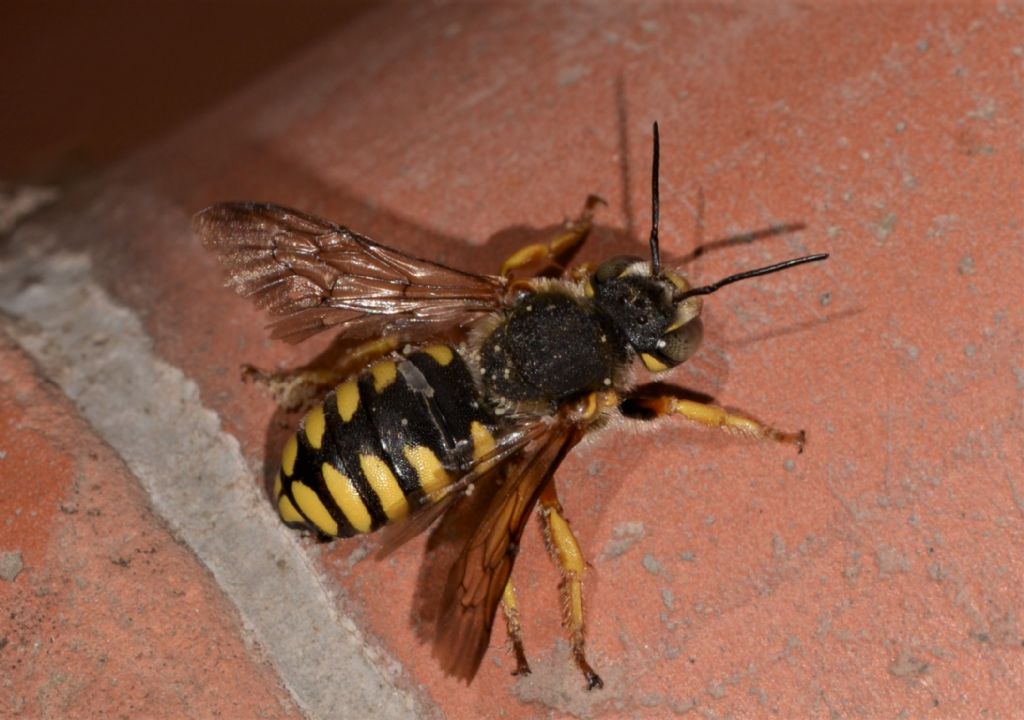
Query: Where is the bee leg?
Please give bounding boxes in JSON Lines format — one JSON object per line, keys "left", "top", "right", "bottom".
{"left": 242, "top": 336, "right": 402, "bottom": 411}
{"left": 625, "top": 395, "right": 806, "bottom": 453}
{"left": 500, "top": 194, "right": 606, "bottom": 277}
{"left": 241, "top": 365, "right": 342, "bottom": 412}
{"left": 501, "top": 580, "right": 531, "bottom": 676}
{"left": 537, "top": 483, "right": 604, "bottom": 690}
{"left": 327, "top": 336, "right": 404, "bottom": 380}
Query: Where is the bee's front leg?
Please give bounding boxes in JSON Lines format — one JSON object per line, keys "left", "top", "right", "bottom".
{"left": 500, "top": 195, "right": 605, "bottom": 278}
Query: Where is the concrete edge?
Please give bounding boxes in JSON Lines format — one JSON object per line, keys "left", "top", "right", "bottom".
{"left": 0, "top": 233, "right": 424, "bottom": 720}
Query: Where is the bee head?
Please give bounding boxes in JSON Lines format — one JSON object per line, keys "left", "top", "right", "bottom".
{"left": 591, "top": 257, "right": 704, "bottom": 372}
{"left": 591, "top": 122, "right": 829, "bottom": 374}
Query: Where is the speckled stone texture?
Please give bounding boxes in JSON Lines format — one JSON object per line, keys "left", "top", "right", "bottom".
{"left": 2, "top": 2, "right": 1021, "bottom": 718}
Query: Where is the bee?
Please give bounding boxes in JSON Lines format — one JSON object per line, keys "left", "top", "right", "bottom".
{"left": 194, "top": 123, "right": 827, "bottom": 690}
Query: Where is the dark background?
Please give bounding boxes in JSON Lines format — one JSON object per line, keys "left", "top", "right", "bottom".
{"left": 2, "top": 0, "right": 367, "bottom": 184}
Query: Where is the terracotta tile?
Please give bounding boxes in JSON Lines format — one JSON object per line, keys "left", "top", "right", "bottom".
{"left": 2, "top": 2, "right": 1021, "bottom": 718}
{"left": 0, "top": 330, "right": 299, "bottom": 719}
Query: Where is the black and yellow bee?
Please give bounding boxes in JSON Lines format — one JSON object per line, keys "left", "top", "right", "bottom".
{"left": 194, "top": 123, "right": 827, "bottom": 690}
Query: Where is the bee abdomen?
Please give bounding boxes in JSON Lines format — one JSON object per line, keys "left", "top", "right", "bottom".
{"left": 274, "top": 344, "right": 497, "bottom": 538}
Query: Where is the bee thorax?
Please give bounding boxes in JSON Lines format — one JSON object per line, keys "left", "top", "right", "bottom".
{"left": 478, "top": 292, "right": 628, "bottom": 404}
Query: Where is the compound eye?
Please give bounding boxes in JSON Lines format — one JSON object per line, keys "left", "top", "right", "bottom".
{"left": 593, "top": 255, "right": 645, "bottom": 283}
{"left": 660, "top": 318, "right": 703, "bottom": 365}
{"left": 641, "top": 318, "right": 703, "bottom": 372}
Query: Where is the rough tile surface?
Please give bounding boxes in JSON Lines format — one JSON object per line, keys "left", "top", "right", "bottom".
{"left": 1, "top": 3, "right": 1021, "bottom": 719}
{"left": 0, "top": 329, "right": 300, "bottom": 719}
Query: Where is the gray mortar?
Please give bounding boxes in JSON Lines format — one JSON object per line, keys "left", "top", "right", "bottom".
{"left": 0, "top": 243, "right": 422, "bottom": 720}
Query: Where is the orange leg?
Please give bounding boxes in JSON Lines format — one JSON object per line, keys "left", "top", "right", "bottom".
{"left": 242, "top": 336, "right": 402, "bottom": 411}
{"left": 500, "top": 580, "right": 531, "bottom": 676}
{"left": 626, "top": 394, "right": 806, "bottom": 452}
{"left": 500, "top": 195, "right": 605, "bottom": 277}
{"left": 537, "top": 482, "right": 603, "bottom": 690}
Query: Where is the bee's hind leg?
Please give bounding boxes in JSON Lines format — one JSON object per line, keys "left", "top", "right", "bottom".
{"left": 243, "top": 336, "right": 403, "bottom": 411}
{"left": 500, "top": 580, "right": 531, "bottom": 676}
{"left": 500, "top": 195, "right": 605, "bottom": 278}
{"left": 537, "top": 482, "right": 604, "bottom": 690}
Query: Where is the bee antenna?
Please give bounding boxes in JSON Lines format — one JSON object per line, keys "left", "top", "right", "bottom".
{"left": 675, "top": 253, "right": 830, "bottom": 301}
{"left": 649, "top": 121, "right": 661, "bottom": 276}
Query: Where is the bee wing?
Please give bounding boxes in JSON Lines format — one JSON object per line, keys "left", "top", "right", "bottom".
{"left": 432, "top": 413, "right": 586, "bottom": 683}
{"left": 194, "top": 202, "right": 507, "bottom": 344}
{"left": 374, "top": 410, "right": 582, "bottom": 682}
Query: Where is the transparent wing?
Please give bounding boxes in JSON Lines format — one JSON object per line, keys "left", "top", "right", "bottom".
{"left": 375, "top": 408, "right": 583, "bottom": 682}
{"left": 432, "top": 413, "right": 585, "bottom": 683}
{"left": 194, "top": 202, "right": 507, "bottom": 343}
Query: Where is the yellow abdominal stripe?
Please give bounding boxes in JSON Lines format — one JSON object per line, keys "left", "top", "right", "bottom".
{"left": 275, "top": 473, "right": 305, "bottom": 525}
{"left": 322, "top": 463, "right": 372, "bottom": 534}
{"left": 470, "top": 421, "right": 495, "bottom": 461}
{"left": 278, "top": 493, "right": 305, "bottom": 525}
{"left": 303, "top": 404, "right": 326, "bottom": 448}
{"left": 371, "top": 361, "right": 397, "bottom": 392}
{"left": 359, "top": 454, "right": 409, "bottom": 521}
{"left": 403, "top": 445, "right": 452, "bottom": 496}
{"left": 290, "top": 481, "right": 338, "bottom": 536}
{"left": 281, "top": 435, "right": 298, "bottom": 476}
{"left": 423, "top": 344, "right": 454, "bottom": 366}
{"left": 336, "top": 382, "right": 359, "bottom": 422}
